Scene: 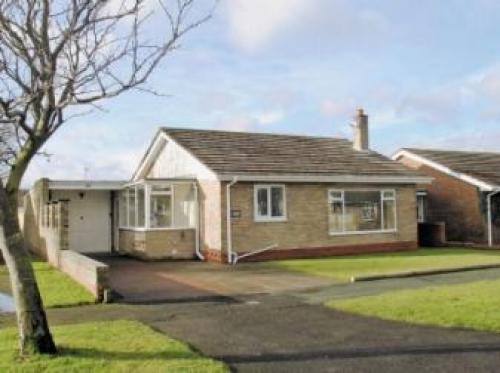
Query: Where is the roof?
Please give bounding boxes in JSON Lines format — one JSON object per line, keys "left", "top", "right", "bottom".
{"left": 160, "top": 127, "right": 426, "bottom": 182}
{"left": 48, "top": 180, "right": 126, "bottom": 190}
{"left": 397, "top": 148, "right": 500, "bottom": 190}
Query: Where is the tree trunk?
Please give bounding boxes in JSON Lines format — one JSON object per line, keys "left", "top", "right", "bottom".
{"left": 0, "top": 178, "right": 57, "bottom": 355}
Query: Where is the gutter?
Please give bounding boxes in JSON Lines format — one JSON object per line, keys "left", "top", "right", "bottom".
{"left": 193, "top": 183, "right": 204, "bottom": 260}
{"left": 226, "top": 177, "right": 238, "bottom": 264}
{"left": 217, "top": 173, "right": 432, "bottom": 185}
{"left": 487, "top": 189, "right": 500, "bottom": 247}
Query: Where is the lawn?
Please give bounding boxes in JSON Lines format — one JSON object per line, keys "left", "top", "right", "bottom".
{"left": 0, "top": 320, "right": 227, "bottom": 372}
{"left": 0, "top": 261, "right": 94, "bottom": 308}
{"left": 329, "top": 279, "right": 500, "bottom": 333}
{"left": 267, "top": 248, "right": 500, "bottom": 281}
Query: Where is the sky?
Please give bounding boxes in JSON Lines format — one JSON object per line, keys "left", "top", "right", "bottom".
{"left": 24, "top": 0, "right": 500, "bottom": 187}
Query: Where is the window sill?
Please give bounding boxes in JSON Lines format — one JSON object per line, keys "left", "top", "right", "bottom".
{"left": 329, "top": 229, "right": 397, "bottom": 236}
{"left": 254, "top": 217, "right": 287, "bottom": 223}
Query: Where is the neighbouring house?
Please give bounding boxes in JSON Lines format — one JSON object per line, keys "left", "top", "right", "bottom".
{"left": 393, "top": 148, "right": 500, "bottom": 247}
{"left": 23, "top": 109, "right": 430, "bottom": 264}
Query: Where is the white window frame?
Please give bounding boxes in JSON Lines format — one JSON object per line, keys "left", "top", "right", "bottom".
{"left": 254, "top": 184, "right": 287, "bottom": 222}
{"left": 328, "top": 188, "right": 398, "bottom": 235}
{"left": 118, "top": 181, "right": 194, "bottom": 231}
{"left": 149, "top": 184, "right": 174, "bottom": 229}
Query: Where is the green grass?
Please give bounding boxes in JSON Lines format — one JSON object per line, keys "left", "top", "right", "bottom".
{"left": 0, "top": 261, "right": 94, "bottom": 308}
{"left": 267, "top": 248, "right": 500, "bottom": 281}
{"left": 329, "top": 279, "right": 500, "bottom": 333}
{"left": 0, "top": 320, "right": 227, "bottom": 372}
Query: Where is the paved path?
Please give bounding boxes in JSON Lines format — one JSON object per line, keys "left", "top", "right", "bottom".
{"left": 297, "top": 267, "right": 500, "bottom": 304}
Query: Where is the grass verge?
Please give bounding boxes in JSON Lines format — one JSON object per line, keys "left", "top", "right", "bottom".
{"left": 0, "top": 320, "right": 227, "bottom": 372}
{"left": 329, "top": 279, "right": 500, "bottom": 333}
{"left": 0, "top": 261, "right": 94, "bottom": 308}
{"left": 267, "top": 248, "right": 500, "bottom": 281}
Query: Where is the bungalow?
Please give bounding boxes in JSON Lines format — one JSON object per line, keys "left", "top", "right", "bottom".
{"left": 24, "top": 110, "right": 430, "bottom": 263}
{"left": 393, "top": 148, "right": 500, "bottom": 247}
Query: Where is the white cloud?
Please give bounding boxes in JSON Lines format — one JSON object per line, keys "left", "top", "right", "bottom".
{"left": 225, "top": 0, "right": 307, "bottom": 52}
{"left": 254, "top": 109, "right": 285, "bottom": 125}
{"left": 224, "top": 0, "right": 389, "bottom": 53}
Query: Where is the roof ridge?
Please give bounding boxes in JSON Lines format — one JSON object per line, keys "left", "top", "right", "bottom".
{"left": 161, "top": 126, "right": 350, "bottom": 142}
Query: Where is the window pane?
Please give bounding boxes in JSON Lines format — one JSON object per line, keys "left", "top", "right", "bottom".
{"left": 257, "top": 188, "right": 268, "bottom": 217}
{"left": 329, "top": 201, "right": 343, "bottom": 232}
{"left": 128, "top": 188, "right": 136, "bottom": 227}
{"left": 383, "top": 190, "right": 395, "bottom": 200}
{"left": 137, "top": 186, "right": 145, "bottom": 227}
{"left": 344, "top": 191, "right": 381, "bottom": 231}
{"left": 417, "top": 195, "right": 425, "bottom": 223}
{"left": 119, "top": 191, "right": 127, "bottom": 226}
{"left": 383, "top": 200, "right": 396, "bottom": 229}
{"left": 150, "top": 194, "right": 172, "bottom": 228}
{"left": 330, "top": 191, "right": 342, "bottom": 200}
{"left": 270, "top": 187, "right": 284, "bottom": 217}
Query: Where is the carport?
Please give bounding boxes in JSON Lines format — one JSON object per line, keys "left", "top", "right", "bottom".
{"left": 48, "top": 180, "right": 124, "bottom": 254}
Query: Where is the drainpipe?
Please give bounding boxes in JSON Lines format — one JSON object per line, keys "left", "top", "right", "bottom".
{"left": 226, "top": 177, "right": 238, "bottom": 264}
{"left": 487, "top": 189, "right": 500, "bottom": 247}
{"left": 193, "top": 183, "right": 204, "bottom": 260}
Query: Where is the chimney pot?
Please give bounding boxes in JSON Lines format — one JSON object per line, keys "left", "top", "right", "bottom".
{"left": 353, "top": 108, "right": 369, "bottom": 151}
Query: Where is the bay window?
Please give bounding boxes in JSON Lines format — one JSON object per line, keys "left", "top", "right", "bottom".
{"left": 254, "top": 185, "right": 286, "bottom": 221}
{"left": 119, "top": 181, "right": 195, "bottom": 230}
{"left": 328, "top": 189, "right": 397, "bottom": 234}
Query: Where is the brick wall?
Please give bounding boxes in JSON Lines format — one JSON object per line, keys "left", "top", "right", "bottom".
{"left": 219, "top": 182, "right": 417, "bottom": 260}
{"left": 118, "top": 228, "right": 196, "bottom": 259}
{"left": 398, "top": 156, "right": 486, "bottom": 243}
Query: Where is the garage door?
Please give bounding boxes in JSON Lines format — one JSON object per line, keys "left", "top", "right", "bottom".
{"left": 51, "top": 190, "right": 112, "bottom": 253}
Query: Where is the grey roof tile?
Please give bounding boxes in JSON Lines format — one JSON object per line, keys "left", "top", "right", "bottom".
{"left": 162, "top": 127, "right": 421, "bottom": 178}
{"left": 403, "top": 148, "right": 500, "bottom": 187}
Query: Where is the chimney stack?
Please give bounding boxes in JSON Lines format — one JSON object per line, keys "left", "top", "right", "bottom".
{"left": 353, "top": 108, "right": 369, "bottom": 151}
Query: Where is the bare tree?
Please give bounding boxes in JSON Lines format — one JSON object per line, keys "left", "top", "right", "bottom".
{"left": 0, "top": 0, "right": 212, "bottom": 355}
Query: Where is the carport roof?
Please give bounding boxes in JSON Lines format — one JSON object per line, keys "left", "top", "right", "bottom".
{"left": 48, "top": 180, "right": 126, "bottom": 190}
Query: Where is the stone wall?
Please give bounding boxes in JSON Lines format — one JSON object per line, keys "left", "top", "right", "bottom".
{"left": 118, "top": 228, "right": 196, "bottom": 259}
{"left": 218, "top": 182, "right": 418, "bottom": 261}
{"left": 58, "top": 250, "right": 109, "bottom": 300}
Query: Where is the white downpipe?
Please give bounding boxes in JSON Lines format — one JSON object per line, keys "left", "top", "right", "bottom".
{"left": 226, "top": 177, "right": 238, "bottom": 264}
{"left": 193, "top": 183, "right": 204, "bottom": 260}
{"left": 487, "top": 190, "right": 500, "bottom": 247}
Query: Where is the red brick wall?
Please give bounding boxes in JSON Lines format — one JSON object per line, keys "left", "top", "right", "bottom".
{"left": 204, "top": 241, "right": 417, "bottom": 263}
{"left": 398, "top": 156, "right": 486, "bottom": 243}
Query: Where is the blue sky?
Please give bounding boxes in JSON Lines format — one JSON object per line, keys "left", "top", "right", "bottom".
{"left": 24, "top": 0, "right": 500, "bottom": 186}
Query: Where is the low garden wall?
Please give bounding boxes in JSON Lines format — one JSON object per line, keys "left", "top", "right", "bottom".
{"left": 21, "top": 191, "right": 110, "bottom": 302}
{"left": 59, "top": 250, "right": 109, "bottom": 301}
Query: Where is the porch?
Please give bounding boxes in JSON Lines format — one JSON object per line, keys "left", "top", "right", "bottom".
{"left": 117, "top": 179, "right": 200, "bottom": 260}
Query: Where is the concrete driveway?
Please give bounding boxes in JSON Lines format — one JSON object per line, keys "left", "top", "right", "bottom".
{"left": 101, "top": 256, "right": 333, "bottom": 303}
